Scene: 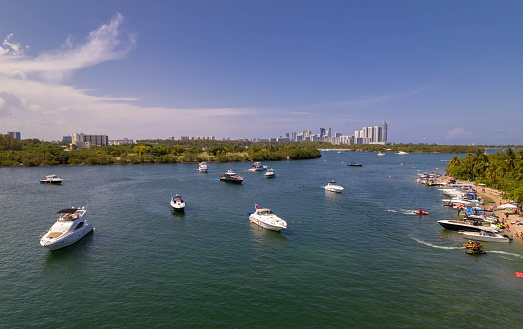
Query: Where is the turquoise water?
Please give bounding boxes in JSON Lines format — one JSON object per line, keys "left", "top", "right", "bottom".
{"left": 1, "top": 152, "right": 522, "bottom": 328}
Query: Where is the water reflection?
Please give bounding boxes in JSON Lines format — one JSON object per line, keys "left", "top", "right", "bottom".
{"left": 171, "top": 210, "right": 186, "bottom": 219}
{"left": 42, "top": 232, "right": 94, "bottom": 265}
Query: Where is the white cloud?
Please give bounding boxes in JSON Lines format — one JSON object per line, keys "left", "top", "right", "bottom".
{"left": 446, "top": 127, "right": 472, "bottom": 140}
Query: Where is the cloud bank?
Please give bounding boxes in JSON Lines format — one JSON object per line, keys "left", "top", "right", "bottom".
{"left": 0, "top": 13, "right": 255, "bottom": 140}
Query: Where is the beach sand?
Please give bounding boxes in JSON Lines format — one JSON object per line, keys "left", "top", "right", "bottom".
{"left": 454, "top": 180, "right": 523, "bottom": 240}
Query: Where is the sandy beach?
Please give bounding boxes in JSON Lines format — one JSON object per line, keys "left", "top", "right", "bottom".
{"left": 454, "top": 180, "right": 523, "bottom": 240}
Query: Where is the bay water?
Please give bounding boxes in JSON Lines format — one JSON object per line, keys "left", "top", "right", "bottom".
{"left": 1, "top": 152, "right": 522, "bottom": 328}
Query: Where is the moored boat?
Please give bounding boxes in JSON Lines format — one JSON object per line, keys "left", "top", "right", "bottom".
{"left": 40, "top": 174, "right": 63, "bottom": 184}
{"left": 40, "top": 206, "right": 93, "bottom": 250}
{"left": 170, "top": 194, "right": 185, "bottom": 211}
{"left": 248, "top": 206, "right": 287, "bottom": 231}
{"left": 248, "top": 162, "right": 267, "bottom": 171}
{"left": 198, "top": 162, "right": 208, "bottom": 173}
{"left": 459, "top": 230, "right": 511, "bottom": 243}
{"left": 324, "top": 180, "right": 344, "bottom": 193}
{"left": 437, "top": 219, "right": 500, "bottom": 233}
{"left": 377, "top": 152, "right": 385, "bottom": 156}
{"left": 220, "top": 170, "right": 243, "bottom": 183}
{"left": 265, "top": 169, "right": 275, "bottom": 178}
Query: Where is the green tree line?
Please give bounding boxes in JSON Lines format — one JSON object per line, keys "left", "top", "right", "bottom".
{"left": 446, "top": 148, "right": 523, "bottom": 202}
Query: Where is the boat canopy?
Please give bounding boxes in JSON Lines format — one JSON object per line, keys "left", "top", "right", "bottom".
{"left": 257, "top": 209, "right": 272, "bottom": 213}
{"left": 57, "top": 208, "right": 78, "bottom": 214}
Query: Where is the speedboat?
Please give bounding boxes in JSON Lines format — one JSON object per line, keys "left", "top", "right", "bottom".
{"left": 324, "top": 181, "right": 344, "bottom": 193}
{"left": 347, "top": 163, "right": 362, "bottom": 167}
{"left": 248, "top": 162, "right": 267, "bottom": 171}
{"left": 377, "top": 152, "right": 385, "bottom": 156}
{"left": 414, "top": 209, "right": 428, "bottom": 215}
{"left": 40, "top": 174, "right": 63, "bottom": 184}
{"left": 437, "top": 219, "right": 500, "bottom": 233}
{"left": 397, "top": 151, "right": 409, "bottom": 155}
{"left": 459, "top": 230, "right": 511, "bottom": 242}
{"left": 248, "top": 207, "right": 287, "bottom": 231}
{"left": 198, "top": 162, "right": 208, "bottom": 173}
{"left": 40, "top": 206, "right": 93, "bottom": 250}
{"left": 265, "top": 169, "right": 275, "bottom": 178}
{"left": 220, "top": 170, "right": 243, "bottom": 183}
{"left": 170, "top": 194, "right": 185, "bottom": 211}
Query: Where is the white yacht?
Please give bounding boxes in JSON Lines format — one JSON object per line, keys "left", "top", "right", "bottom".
{"left": 40, "top": 206, "right": 93, "bottom": 250}
{"left": 40, "top": 174, "right": 63, "bottom": 184}
{"left": 170, "top": 194, "right": 185, "bottom": 211}
{"left": 437, "top": 220, "right": 500, "bottom": 233}
{"left": 459, "top": 230, "right": 510, "bottom": 243}
{"left": 377, "top": 152, "right": 385, "bottom": 156}
{"left": 397, "top": 151, "right": 409, "bottom": 155}
{"left": 324, "top": 180, "right": 344, "bottom": 193}
{"left": 248, "top": 162, "right": 267, "bottom": 171}
{"left": 249, "top": 207, "right": 287, "bottom": 231}
{"left": 265, "top": 169, "right": 275, "bottom": 178}
{"left": 198, "top": 162, "right": 208, "bottom": 173}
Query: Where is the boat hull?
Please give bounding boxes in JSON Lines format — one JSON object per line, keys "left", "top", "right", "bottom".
{"left": 40, "top": 180, "right": 62, "bottom": 184}
{"left": 325, "top": 186, "right": 344, "bottom": 193}
{"left": 170, "top": 200, "right": 185, "bottom": 211}
{"left": 459, "top": 232, "right": 510, "bottom": 242}
{"left": 249, "top": 216, "right": 285, "bottom": 231}
{"left": 41, "top": 224, "right": 93, "bottom": 251}
{"left": 437, "top": 220, "right": 499, "bottom": 233}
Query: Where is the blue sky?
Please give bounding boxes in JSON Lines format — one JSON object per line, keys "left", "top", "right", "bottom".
{"left": 0, "top": 1, "right": 522, "bottom": 144}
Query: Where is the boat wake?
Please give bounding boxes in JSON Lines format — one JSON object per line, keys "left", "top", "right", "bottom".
{"left": 402, "top": 209, "right": 422, "bottom": 215}
{"left": 488, "top": 251, "right": 523, "bottom": 259}
{"left": 410, "top": 236, "right": 461, "bottom": 250}
{"left": 386, "top": 209, "right": 397, "bottom": 213}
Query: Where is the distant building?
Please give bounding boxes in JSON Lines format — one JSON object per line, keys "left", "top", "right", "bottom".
{"left": 110, "top": 138, "right": 134, "bottom": 145}
{"left": 7, "top": 131, "right": 21, "bottom": 140}
{"left": 62, "top": 136, "right": 72, "bottom": 143}
{"left": 72, "top": 133, "right": 108, "bottom": 149}
{"left": 319, "top": 128, "right": 326, "bottom": 137}
{"left": 382, "top": 121, "right": 388, "bottom": 142}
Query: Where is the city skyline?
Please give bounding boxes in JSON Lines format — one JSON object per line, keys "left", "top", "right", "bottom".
{"left": 1, "top": 2, "right": 522, "bottom": 145}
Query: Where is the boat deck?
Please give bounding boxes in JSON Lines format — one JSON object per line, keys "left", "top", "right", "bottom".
{"left": 47, "top": 232, "right": 63, "bottom": 238}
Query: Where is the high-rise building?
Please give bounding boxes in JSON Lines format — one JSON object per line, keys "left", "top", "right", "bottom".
{"left": 7, "top": 131, "right": 21, "bottom": 140}
{"left": 291, "top": 132, "right": 297, "bottom": 141}
{"left": 327, "top": 127, "right": 332, "bottom": 137}
{"left": 319, "top": 128, "right": 326, "bottom": 137}
{"left": 382, "top": 121, "right": 388, "bottom": 142}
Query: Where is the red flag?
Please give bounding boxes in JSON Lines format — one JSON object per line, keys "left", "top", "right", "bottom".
{"left": 515, "top": 272, "right": 523, "bottom": 278}
{"left": 255, "top": 204, "right": 258, "bottom": 209}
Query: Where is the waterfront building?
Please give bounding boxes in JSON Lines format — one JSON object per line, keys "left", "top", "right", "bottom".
{"left": 72, "top": 133, "right": 108, "bottom": 149}
{"left": 7, "top": 131, "right": 21, "bottom": 140}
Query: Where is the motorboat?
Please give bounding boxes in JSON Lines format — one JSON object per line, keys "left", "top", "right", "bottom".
{"left": 397, "top": 151, "right": 409, "bottom": 155}
{"left": 265, "top": 169, "right": 275, "bottom": 178}
{"left": 377, "top": 152, "right": 385, "bottom": 156}
{"left": 414, "top": 209, "right": 428, "bottom": 215}
{"left": 347, "top": 163, "right": 362, "bottom": 167}
{"left": 459, "top": 230, "right": 511, "bottom": 243}
{"left": 324, "top": 181, "right": 344, "bottom": 193}
{"left": 220, "top": 170, "right": 243, "bottom": 183}
{"left": 40, "top": 174, "right": 63, "bottom": 184}
{"left": 437, "top": 219, "right": 500, "bottom": 233}
{"left": 40, "top": 206, "right": 93, "bottom": 250}
{"left": 248, "top": 207, "right": 287, "bottom": 231}
{"left": 170, "top": 194, "right": 185, "bottom": 211}
{"left": 248, "top": 162, "right": 267, "bottom": 171}
{"left": 198, "top": 162, "right": 208, "bottom": 173}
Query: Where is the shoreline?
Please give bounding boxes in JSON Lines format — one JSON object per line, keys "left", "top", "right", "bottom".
{"left": 454, "top": 179, "right": 523, "bottom": 240}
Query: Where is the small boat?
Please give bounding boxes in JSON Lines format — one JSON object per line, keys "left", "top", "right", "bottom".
{"left": 170, "top": 194, "right": 185, "bottom": 211}
{"left": 459, "top": 230, "right": 511, "bottom": 243}
{"left": 437, "top": 220, "right": 500, "bottom": 233}
{"left": 397, "top": 151, "right": 409, "bottom": 155}
{"left": 40, "top": 174, "right": 63, "bottom": 184}
{"left": 265, "top": 169, "right": 275, "bottom": 178}
{"left": 220, "top": 170, "right": 243, "bottom": 183}
{"left": 347, "top": 163, "right": 362, "bottom": 167}
{"left": 198, "top": 162, "right": 208, "bottom": 173}
{"left": 40, "top": 206, "right": 93, "bottom": 250}
{"left": 377, "top": 152, "right": 385, "bottom": 156}
{"left": 324, "top": 180, "right": 344, "bottom": 193}
{"left": 463, "top": 240, "right": 483, "bottom": 249}
{"left": 466, "top": 248, "right": 487, "bottom": 255}
{"left": 414, "top": 209, "right": 428, "bottom": 215}
{"left": 248, "top": 162, "right": 267, "bottom": 171}
{"left": 248, "top": 206, "right": 287, "bottom": 231}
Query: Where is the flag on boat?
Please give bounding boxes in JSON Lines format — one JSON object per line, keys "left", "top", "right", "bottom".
{"left": 515, "top": 272, "right": 523, "bottom": 278}
{"left": 255, "top": 204, "right": 258, "bottom": 209}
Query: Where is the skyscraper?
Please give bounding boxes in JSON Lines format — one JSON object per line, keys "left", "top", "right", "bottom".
{"left": 327, "top": 127, "right": 331, "bottom": 137}
{"left": 7, "top": 131, "right": 21, "bottom": 140}
{"left": 382, "top": 121, "right": 388, "bottom": 142}
{"left": 319, "top": 128, "right": 326, "bottom": 137}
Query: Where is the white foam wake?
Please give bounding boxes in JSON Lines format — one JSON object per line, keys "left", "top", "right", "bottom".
{"left": 410, "top": 236, "right": 461, "bottom": 250}
{"left": 488, "top": 250, "right": 523, "bottom": 258}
